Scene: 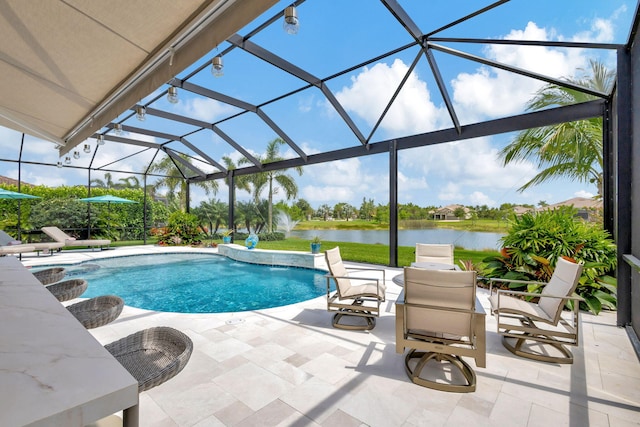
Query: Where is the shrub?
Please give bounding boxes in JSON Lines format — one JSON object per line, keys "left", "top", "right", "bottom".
{"left": 482, "top": 206, "right": 617, "bottom": 314}
{"left": 157, "top": 211, "right": 204, "bottom": 246}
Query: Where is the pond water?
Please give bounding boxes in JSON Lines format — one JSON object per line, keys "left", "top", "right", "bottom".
{"left": 289, "top": 228, "right": 504, "bottom": 251}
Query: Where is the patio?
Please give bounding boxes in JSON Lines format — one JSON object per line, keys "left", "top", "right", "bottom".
{"left": 22, "top": 246, "right": 640, "bottom": 427}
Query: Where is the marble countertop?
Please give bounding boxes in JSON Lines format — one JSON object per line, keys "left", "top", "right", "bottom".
{"left": 0, "top": 256, "right": 138, "bottom": 426}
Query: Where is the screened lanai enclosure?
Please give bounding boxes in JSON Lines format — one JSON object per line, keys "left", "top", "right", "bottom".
{"left": 1, "top": 1, "right": 639, "bottom": 352}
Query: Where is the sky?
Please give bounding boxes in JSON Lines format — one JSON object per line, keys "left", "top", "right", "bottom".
{"left": 0, "top": 0, "right": 634, "bottom": 211}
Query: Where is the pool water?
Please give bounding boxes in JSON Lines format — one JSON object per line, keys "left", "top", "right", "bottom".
{"left": 63, "top": 253, "right": 328, "bottom": 313}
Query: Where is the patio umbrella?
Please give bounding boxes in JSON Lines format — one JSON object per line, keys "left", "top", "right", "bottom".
{"left": 78, "top": 195, "right": 138, "bottom": 238}
{"left": 0, "top": 188, "right": 40, "bottom": 241}
{"left": 0, "top": 188, "right": 40, "bottom": 199}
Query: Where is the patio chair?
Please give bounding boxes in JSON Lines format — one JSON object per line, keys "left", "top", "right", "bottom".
{"left": 488, "top": 257, "right": 584, "bottom": 364}
{"left": 0, "top": 229, "right": 36, "bottom": 256}
{"left": 45, "top": 278, "right": 88, "bottom": 302}
{"left": 0, "top": 230, "right": 63, "bottom": 256}
{"left": 105, "top": 326, "right": 193, "bottom": 392}
{"left": 41, "top": 226, "right": 111, "bottom": 250}
{"left": 325, "top": 246, "right": 386, "bottom": 330}
{"left": 33, "top": 267, "right": 67, "bottom": 285}
{"left": 396, "top": 267, "right": 486, "bottom": 392}
{"left": 67, "top": 295, "right": 124, "bottom": 329}
{"left": 415, "top": 243, "right": 454, "bottom": 265}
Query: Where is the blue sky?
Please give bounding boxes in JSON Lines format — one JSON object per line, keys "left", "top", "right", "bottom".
{"left": 0, "top": 0, "right": 634, "bottom": 210}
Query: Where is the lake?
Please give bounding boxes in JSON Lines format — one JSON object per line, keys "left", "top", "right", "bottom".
{"left": 289, "top": 229, "right": 504, "bottom": 251}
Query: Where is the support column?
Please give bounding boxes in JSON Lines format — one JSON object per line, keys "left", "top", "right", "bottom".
{"left": 389, "top": 140, "right": 398, "bottom": 267}
{"left": 143, "top": 174, "right": 148, "bottom": 245}
{"left": 228, "top": 172, "right": 235, "bottom": 243}
{"left": 615, "top": 46, "right": 632, "bottom": 327}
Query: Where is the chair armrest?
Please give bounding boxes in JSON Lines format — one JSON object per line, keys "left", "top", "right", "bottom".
{"left": 325, "top": 273, "right": 383, "bottom": 283}
{"left": 496, "top": 288, "right": 584, "bottom": 302}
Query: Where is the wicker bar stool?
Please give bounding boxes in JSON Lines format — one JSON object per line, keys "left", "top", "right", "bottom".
{"left": 33, "top": 267, "right": 66, "bottom": 285}
{"left": 105, "top": 326, "right": 193, "bottom": 392}
{"left": 45, "top": 278, "right": 88, "bottom": 302}
{"left": 67, "top": 295, "right": 124, "bottom": 329}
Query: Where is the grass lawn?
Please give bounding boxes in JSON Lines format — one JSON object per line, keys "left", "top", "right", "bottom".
{"left": 254, "top": 239, "right": 498, "bottom": 268}
{"left": 112, "top": 237, "right": 498, "bottom": 270}
{"left": 296, "top": 218, "right": 509, "bottom": 233}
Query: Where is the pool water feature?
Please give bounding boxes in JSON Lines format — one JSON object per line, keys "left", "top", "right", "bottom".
{"left": 63, "top": 253, "right": 328, "bottom": 313}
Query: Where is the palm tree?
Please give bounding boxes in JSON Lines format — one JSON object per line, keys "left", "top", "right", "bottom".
{"left": 499, "top": 59, "right": 614, "bottom": 197}
{"left": 238, "top": 138, "right": 303, "bottom": 232}
{"left": 147, "top": 153, "right": 218, "bottom": 211}
{"left": 193, "top": 198, "right": 227, "bottom": 235}
{"left": 90, "top": 172, "right": 115, "bottom": 188}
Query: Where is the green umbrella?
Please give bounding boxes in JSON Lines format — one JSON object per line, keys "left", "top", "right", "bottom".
{"left": 78, "top": 195, "right": 137, "bottom": 238}
{"left": 78, "top": 195, "right": 137, "bottom": 204}
{"left": 0, "top": 188, "right": 40, "bottom": 242}
{"left": 0, "top": 188, "right": 40, "bottom": 199}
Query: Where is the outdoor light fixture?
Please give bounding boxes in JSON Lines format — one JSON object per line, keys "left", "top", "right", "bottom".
{"left": 167, "top": 86, "right": 179, "bottom": 104}
{"left": 73, "top": 151, "right": 80, "bottom": 159}
{"left": 283, "top": 6, "right": 299, "bottom": 34}
{"left": 113, "top": 124, "right": 123, "bottom": 136}
{"left": 83, "top": 143, "right": 91, "bottom": 154}
{"left": 97, "top": 134, "right": 105, "bottom": 145}
{"left": 211, "top": 55, "right": 223, "bottom": 77}
{"left": 57, "top": 160, "right": 63, "bottom": 168}
{"left": 64, "top": 156, "right": 71, "bottom": 165}
{"left": 135, "top": 105, "right": 146, "bottom": 121}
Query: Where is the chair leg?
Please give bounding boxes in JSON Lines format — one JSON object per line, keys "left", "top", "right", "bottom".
{"left": 332, "top": 311, "right": 376, "bottom": 331}
{"left": 404, "top": 349, "right": 476, "bottom": 392}
{"left": 502, "top": 332, "right": 573, "bottom": 364}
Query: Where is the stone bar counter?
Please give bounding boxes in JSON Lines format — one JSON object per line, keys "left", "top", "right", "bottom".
{"left": 0, "top": 256, "right": 139, "bottom": 427}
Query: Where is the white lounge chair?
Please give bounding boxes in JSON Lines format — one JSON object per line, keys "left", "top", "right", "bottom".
{"left": 0, "top": 230, "right": 63, "bottom": 256}
{"left": 396, "top": 267, "right": 486, "bottom": 392}
{"left": 42, "top": 226, "right": 111, "bottom": 250}
{"left": 489, "top": 257, "right": 584, "bottom": 364}
{"left": 325, "top": 246, "right": 386, "bottom": 330}
{"left": 415, "top": 243, "right": 454, "bottom": 265}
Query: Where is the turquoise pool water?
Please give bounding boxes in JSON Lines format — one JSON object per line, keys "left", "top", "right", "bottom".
{"left": 61, "top": 253, "right": 327, "bottom": 313}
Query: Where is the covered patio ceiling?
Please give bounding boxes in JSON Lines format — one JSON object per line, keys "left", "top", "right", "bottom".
{"left": 0, "top": 0, "right": 629, "bottom": 184}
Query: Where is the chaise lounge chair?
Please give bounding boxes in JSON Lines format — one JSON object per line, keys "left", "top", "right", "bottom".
{"left": 325, "top": 246, "right": 386, "bottom": 330}
{"left": 42, "top": 226, "right": 111, "bottom": 250}
{"left": 396, "top": 267, "right": 486, "bottom": 392}
{"left": 0, "top": 230, "right": 63, "bottom": 256}
{"left": 488, "top": 257, "right": 584, "bottom": 364}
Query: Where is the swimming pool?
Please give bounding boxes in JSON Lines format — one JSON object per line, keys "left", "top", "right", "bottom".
{"left": 60, "top": 253, "right": 328, "bottom": 313}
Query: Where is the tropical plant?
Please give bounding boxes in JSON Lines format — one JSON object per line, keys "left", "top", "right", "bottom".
{"left": 482, "top": 206, "right": 617, "bottom": 314}
{"left": 156, "top": 211, "right": 204, "bottom": 246}
{"left": 238, "top": 138, "right": 303, "bottom": 232}
{"left": 499, "top": 60, "right": 614, "bottom": 197}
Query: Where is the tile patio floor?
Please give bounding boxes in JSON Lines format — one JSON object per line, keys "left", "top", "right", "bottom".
{"left": 22, "top": 246, "right": 640, "bottom": 427}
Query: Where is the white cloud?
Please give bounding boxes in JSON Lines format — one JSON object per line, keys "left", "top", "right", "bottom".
{"left": 335, "top": 59, "right": 449, "bottom": 136}
{"left": 176, "top": 98, "right": 236, "bottom": 123}
{"left": 451, "top": 22, "right": 590, "bottom": 123}
{"left": 468, "top": 191, "right": 495, "bottom": 207}
{"left": 574, "top": 189, "right": 594, "bottom": 198}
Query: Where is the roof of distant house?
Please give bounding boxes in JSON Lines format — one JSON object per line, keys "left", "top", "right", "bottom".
{"left": 538, "top": 197, "right": 602, "bottom": 211}
{"left": 0, "top": 175, "right": 33, "bottom": 187}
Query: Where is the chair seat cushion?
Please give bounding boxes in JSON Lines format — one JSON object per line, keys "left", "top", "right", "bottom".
{"left": 340, "top": 280, "right": 385, "bottom": 299}
{"left": 489, "top": 293, "right": 552, "bottom": 322}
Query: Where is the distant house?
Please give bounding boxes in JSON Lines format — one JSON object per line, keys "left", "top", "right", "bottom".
{"left": 537, "top": 197, "right": 602, "bottom": 221}
{"left": 433, "top": 204, "right": 470, "bottom": 220}
{"left": 512, "top": 205, "right": 533, "bottom": 216}
{"left": 0, "top": 175, "right": 33, "bottom": 187}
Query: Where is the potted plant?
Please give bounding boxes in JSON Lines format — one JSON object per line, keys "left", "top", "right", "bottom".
{"left": 310, "top": 236, "right": 322, "bottom": 254}
{"left": 221, "top": 229, "right": 234, "bottom": 244}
